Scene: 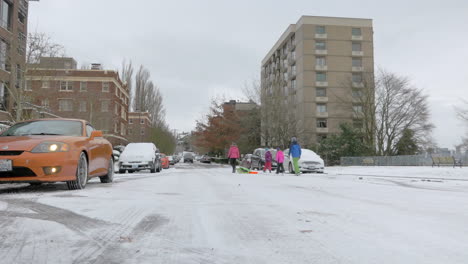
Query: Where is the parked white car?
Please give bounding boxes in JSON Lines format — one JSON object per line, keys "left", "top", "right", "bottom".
{"left": 118, "top": 143, "right": 161, "bottom": 173}
{"left": 283, "top": 149, "right": 325, "bottom": 174}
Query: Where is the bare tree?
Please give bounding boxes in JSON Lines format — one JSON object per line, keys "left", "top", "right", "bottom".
{"left": 120, "top": 60, "right": 134, "bottom": 110}
{"left": 26, "top": 32, "right": 65, "bottom": 64}
{"left": 356, "top": 69, "right": 433, "bottom": 155}
{"left": 242, "top": 78, "right": 261, "bottom": 105}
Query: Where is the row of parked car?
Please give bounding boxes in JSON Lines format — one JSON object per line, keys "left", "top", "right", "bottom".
{"left": 240, "top": 148, "right": 325, "bottom": 173}
{"left": 112, "top": 143, "right": 178, "bottom": 174}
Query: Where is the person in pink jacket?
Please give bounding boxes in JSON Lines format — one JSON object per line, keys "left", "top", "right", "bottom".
{"left": 276, "top": 147, "right": 285, "bottom": 174}
{"left": 227, "top": 142, "right": 240, "bottom": 173}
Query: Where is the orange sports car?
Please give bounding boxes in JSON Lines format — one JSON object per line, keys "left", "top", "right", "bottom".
{"left": 0, "top": 118, "right": 114, "bottom": 190}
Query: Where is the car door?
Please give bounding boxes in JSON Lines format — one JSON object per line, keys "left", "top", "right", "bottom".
{"left": 251, "top": 150, "right": 259, "bottom": 169}
{"left": 85, "top": 124, "right": 105, "bottom": 175}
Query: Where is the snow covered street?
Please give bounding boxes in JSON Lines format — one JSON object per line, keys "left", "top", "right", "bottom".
{"left": 0, "top": 163, "right": 467, "bottom": 264}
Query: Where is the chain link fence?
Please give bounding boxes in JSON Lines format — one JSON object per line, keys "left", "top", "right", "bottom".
{"left": 341, "top": 153, "right": 468, "bottom": 166}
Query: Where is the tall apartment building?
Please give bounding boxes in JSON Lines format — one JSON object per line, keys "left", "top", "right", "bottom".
{"left": 261, "top": 16, "right": 374, "bottom": 146}
{"left": 25, "top": 57, "right": 130, "bottom": 145}
{"left": 0, "top": 0, "right": 30, "bottom": 121}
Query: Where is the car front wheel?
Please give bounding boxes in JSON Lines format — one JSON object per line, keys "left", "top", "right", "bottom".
{"left": 289, "top": 163, "right": 293, "bottom": 174}
{"left": 67, "top": 152, "right": 88, "bottom": 190}
{"left": 100, "top": 158, "right": 114, "bottom": 183}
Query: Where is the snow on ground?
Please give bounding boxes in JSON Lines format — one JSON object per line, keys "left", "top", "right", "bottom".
{"left": 0, "top": 163, "right": 467, "bottom": 264}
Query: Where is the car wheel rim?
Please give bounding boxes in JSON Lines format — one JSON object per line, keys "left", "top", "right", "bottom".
{"left": 108, "top": 159, "right": 114, "bottom": 180}
{"left": 78, "top": 155, "right": 87, "bottom": 186}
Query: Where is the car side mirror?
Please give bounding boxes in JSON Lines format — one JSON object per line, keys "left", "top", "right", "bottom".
{"left": 90, "top": 130, "right": 103, "bottom": 138}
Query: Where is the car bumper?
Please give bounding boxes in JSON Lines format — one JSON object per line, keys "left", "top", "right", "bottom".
{"left": 300, "top": 166, "right": 325, "bottom": 173}
{"left": 119, "top": 161, "right": 152, "bottom": 171}
{"left": 0, "top": 151, "right": 79, "bottom": 183}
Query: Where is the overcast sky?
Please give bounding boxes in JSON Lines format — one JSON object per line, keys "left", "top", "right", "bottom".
{"left": 28, "top": 0, "right": 468, "bottom": 148}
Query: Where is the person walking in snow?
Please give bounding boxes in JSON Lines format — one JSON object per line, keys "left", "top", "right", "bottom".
{"left": 263, "top": 148, "right": 273, "bottom": 173}
{"left": 276, "top": 147, "right": 285, "bottom": 174}
{"left": 227, "top": 142, "right": 240, "bottom": 173}
{"left": 289, "top": 137, "right": 302, "bottom": 175}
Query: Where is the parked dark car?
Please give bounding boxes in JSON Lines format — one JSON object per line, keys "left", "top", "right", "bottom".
{"left": 240, "top": 154, "right": 253, "bottom": 169}
{"left": 200, "top": 155, "right": 212, "bottom": 163}
{"left": 251, "top": 148, "right": 277, "bottom": 170}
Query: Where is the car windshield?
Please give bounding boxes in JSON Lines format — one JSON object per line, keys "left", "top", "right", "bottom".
{"left": 0, "top": 120, "right": 83, "bottom": 137}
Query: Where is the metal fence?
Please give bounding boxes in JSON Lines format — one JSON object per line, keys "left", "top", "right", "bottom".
{"left": 340, "top": 153, "right": 468, "bottom": 166}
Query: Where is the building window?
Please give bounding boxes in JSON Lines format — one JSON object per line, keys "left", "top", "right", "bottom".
{"left": 316, "top": 88, "right": 326, "bottom": 97}
{"left": 41, "top": 81, "right": 50, "bottom": 89}
{"left": 18, "top": 10, "right": 25, "bottom": 24}
{"left": 121, "top": 123, "right": 125, "bottom": 136}
{"left": 101, "top": 100, "right": 109, "bottom": 112}
{"left": 114, "top": 122, "right": 118, "bottom": 133}
{"left": 25, "top": 80, "right": 32, "bottom": 91}
{"left": 316, "top": 57, "right": 326, "bottom": 66}
{"left": 115, "top": 87, "right": 119, "bottom": 96}
{"left": 140, "top": 128, "right": 145, "bottom": 135}
{"left": 140, "top": 119, "right": 145, "bottom": 125}
{"left": 60, "top": 81, "right": 73, "bottom": 91}
{"left": 292, "top": 65, "right": 296, "bottom": 75}
{"left": 114, "top": 104, "right": 118, "bottom": 115}
{"left": 353, "top": 104, "right": 363, "bottom": 113}
{"left": 129, "top": 119, "right": 133, "bottom": 124}
{"left": 80, "top": 81, "right": 87, "bottom": 91}
{"left": 352, "top": 42, "right": 362, "bottom": 51}
{"left": 352, "top": 58, "right": 362, "bottom": 67}
{"left": 283, "top": 72, "right": 288, "bottom": 80}
{"left": 291, "top": 79, "right": 297, "bottom": 89}
{"left": 315, "top": 41, "right": 326, "bottom": 50}
{"left": 352, "top": 28, "right": 362, "bottom": 36}
{"left": 291, "top": 51, "right": 296, "bottom": 60}
{"left": 352, "top": 89, "right": 363, "bottom": 98}
{"left": 353, "top": 120, "right": 363, "bottom": 129}
{"left": 79, "top": 101, "right": 87, "bottom": 112}
{"left": 316, "top": 72, "right": 326, "bottom": 82}
{"left": 317, "top": 119, "right": 327, "bottom": 128}
{"left": 121, "top": 107, "right": 126, "bottom": 120}
{"left": 317, "top": 104, "right": 327, "bottom": 113}
{"left": 0, "top": 1, "right": 12, "bottom": 30}
{"left": 352, "top": 73, "right": 362, "bottom": 83}
{"left": 102, "top": 82, "right": 110, "bottom": 92}
{"left": 0, "top": 38, "right": 8, "bottom": 71}
{"left": 41, "top": 98, "right": 49, "bottom": 108}
{"left": 316, "top": 25, "right": 326, "bottom": 34}
{"left": 58, "top": 99, "right": 73, "bottom": 112}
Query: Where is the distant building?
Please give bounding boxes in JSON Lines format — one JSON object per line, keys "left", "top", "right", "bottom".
{"left": 261, "top": 16, "right": 374, "bottom": 146}
{"left": 127, "top": 111, "right": 152, "bottom": 142}
{"left": 25, "top": 57, "right": 130, "bottom": 145}
{"left": 0, "top": 0, "right": 30, "bottom": 121}
{"left": 223, "top": 100, "right": 257, "bottom": 113}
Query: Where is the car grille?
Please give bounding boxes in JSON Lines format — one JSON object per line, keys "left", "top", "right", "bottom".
{"left": 0, "top": 167, "right": 37, "bottom": 177}
{"left": 0, "top": 151, "right": 24, "bottom": 156}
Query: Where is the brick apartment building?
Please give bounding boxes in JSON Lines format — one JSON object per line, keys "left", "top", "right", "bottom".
{"left": 25, "top": 57, "right": 130, "bottom": 145}
{"left": 127, "top": 111, "right": 152, "bottom": 143}
{"left": 0, "top": 0, "right": 30, "bottom": 121}
{"left": 261, "top": 16, "right": 374, "bottom": 146}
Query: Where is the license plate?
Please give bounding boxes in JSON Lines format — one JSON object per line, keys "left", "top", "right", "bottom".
{"left": 0, "top": 159, "right": 12, "bottom": 172}
{"left": 132, "top": 164, "right": 138, "bottom": 169}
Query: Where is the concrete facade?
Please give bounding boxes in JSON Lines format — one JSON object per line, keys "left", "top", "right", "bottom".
{"left": 261, "top": 16, "right": 374, "bottom": 146}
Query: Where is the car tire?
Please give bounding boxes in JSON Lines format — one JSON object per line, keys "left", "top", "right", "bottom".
{"left": 67, "top": 152, "right": 88, "bottom": 190}
{"left": 119, "top": 169, "right": 125, "bottom": 174}
{"left": 156, "top": 165, "right": 161, "bottom": 173}
{"left": 289, "top": 163, "right": 293, "bottom": 174}
{"left": 30, "top": 182, "right": 42, "bottom": 186}
{"left": 99, "top": 158, "right": 114, "bottom": 183}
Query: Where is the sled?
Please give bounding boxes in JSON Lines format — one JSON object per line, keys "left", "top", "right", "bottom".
{"left": 237, "top": 167, "right": 258, "bottom": 174}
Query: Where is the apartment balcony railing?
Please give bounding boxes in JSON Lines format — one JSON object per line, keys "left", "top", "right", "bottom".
{"left": 352, "top": 66, "right": 364, "bottom": 72}
{"left": 315, "top": 65, "right": 328, "bottom": 71}
{"left": 315, "top": 49, "right": 328, "bottom": 55}
{"left": 316, "top": 81, "right": 328, "bottom": 87}
{"left": 315, "top": 33, "right": 327, "bottom": 39}
{"left": 351, "top": 35, "right": 363, "bottom": 41}
{"left": 352, "top": 51, "right": 364, "bottom": 56}
{"left": 316, "top": 97, "right": 328, "bottom": 103}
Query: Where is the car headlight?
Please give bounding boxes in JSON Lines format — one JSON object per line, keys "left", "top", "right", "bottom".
{"left": 32, "top": 142, "right": 70, "bottom": 153}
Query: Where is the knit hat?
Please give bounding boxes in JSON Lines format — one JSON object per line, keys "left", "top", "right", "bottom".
{"left": 291, "top": 137, "right": 297, "bottom": 143}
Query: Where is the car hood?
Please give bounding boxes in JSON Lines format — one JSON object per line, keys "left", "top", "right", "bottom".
{"left": 0, "top": 136, "right": 77, "bottom": 151}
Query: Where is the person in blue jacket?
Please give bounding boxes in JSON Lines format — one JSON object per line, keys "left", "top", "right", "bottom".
{"left": 289, "top": 137, "right": 302, "bottom": 175}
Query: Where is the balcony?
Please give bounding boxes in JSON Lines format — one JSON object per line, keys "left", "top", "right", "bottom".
{"left": 315, "top": 50, "right": 328, "bottom": 55}
{"left": 316, "top": 97, "right": 328, "bottom": 103}
{"left": 352, "top": 66, "right": 364, "bottom": 72}
{"left": 315, "top": 33, "right": 327, "bottom": 39}
{"left": 315, "top": 65, "right": 328, "bottom": 71}
{"left": 316, "top": 81, "right": 328, "bottom": 87}
{"left": 352, "top": 51, "right": 364, "bottom": 56}
{"left": 316, "top": 112, "right": 328, "bottom": 118}
{"left": 352, "top": 82, "right": 365, "bottom": 88}
{"left": 352, "top": 35, "right": 363, "bottom": 41}
{"left": 288, "top": 57, "right": 295, "bottom": 66}
{"left": 316, "top": 127, "right": 329, "bottom": 133}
